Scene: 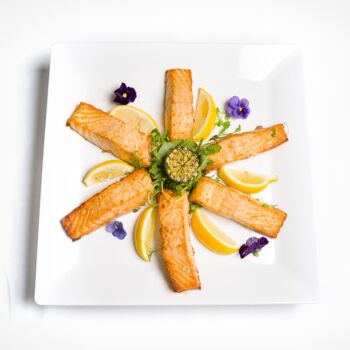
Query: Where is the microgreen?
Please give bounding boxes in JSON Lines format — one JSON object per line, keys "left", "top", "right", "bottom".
{"left": 262, "top": 202, "right": 278, "bottom": 208}
{"left": 130, "top": 149, "right": 143, "bottom": 169}
{"left": 252, "top": 249, "right": 261, "bottom": 257}
{"left": 215, "top": 108, "right": 231, "bottom": 135}
{"left": 271, "top": 127, "right": 277, "bottom": 137}
{"left": 189, "top": 202, "right": 202, "bottom": 214}
{"left": 148, "top": 129, "right": 221, "bottom": 201}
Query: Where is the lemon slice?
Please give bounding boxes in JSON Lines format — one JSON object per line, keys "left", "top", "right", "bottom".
{"left": 192, "top": 88, "right": 217, "bottom": 141}
{"left": 218, "top": 167, "right": 278, "bottom": 194}
{"left": 191, "top": 208, "right": 239, "bottom": 255}
{"left": 134, "top": 206, "right": 157, "bottom": 262}
{"left": 109, "top": 105, "right": 158, "bottom": 135}
{"left": 83, "top": 160, "right": 134, "bottom": 186}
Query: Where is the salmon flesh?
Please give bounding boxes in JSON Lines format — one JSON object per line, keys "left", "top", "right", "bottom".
{"left": 190, "top": 177, "right": 287, "bottom": 238}
{"left": 164, "top": 69, "right": 194, "bottom": 140}
{"left": 61, "top": 169, "right": 153, "bottom": 241}
{"left": 158, "top": 190, "right": 201, "bottom": 292}
{"left": 206, "top": 124, "right": 288, "bottom": 172}
{"left": 67, "top": 102, "right": 151, "bottom": 167}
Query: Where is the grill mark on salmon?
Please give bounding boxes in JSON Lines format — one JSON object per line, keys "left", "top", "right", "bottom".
{"left": 67, "top": 102, "right": 151, "bottom": 167}
{"left": 205, "top": 124, "right": 288, "bottom": 172}
{"left": 158, "top": 190, "right": 201, "bottom": 292}
{"left": 190, "top": 177, "right": 287, "bottom": 238}
{"left": 61, "top": 169, "right": 153, "bottom": 241}
{"left": 164, "top": 69, "right": 194, "bottom": 140}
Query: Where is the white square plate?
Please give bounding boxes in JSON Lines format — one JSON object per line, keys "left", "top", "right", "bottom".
{"left": 35, "top": 43, "right": 318, "bottom": 305}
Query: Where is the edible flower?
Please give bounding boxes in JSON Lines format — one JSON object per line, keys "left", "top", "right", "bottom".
{"left": 239, "top": 237, "right": 269, "bottom": 258}
{"left": 106, "top": 221, "right": 127, "bottom": 240}
{"left": 225, "top": 96, "right": 250, "bottom": 119}
{"left": 113, "top": 82, "right": 137, "bottom": 105}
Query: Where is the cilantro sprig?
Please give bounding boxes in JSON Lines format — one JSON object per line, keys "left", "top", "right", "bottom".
{"left": 210, "top": 108, "right": 241, "bottom": 141}
{"left": 148, "top": 129, "right": 221, "bottom": 201}
{"left": 215, "top": 108, "right": 231, "bottom": 135}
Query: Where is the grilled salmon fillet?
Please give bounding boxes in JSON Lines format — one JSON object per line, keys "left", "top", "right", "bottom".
{"left": 190, "top": 177, "right": 287, "bottom": 238}
{"left": 158, "top": 190, "right": 201, "bottom": 292}
{"left": 165, "top": 69, "right": 194, "bottom": 140}
{"left": 205, "top": 124, "right": 288, "bottom": 172}
{"left": 61, "top": 169, "right": 153, "bottom": 241}
{"left": 67, "top": 102, "right": 151, "bottom": 167}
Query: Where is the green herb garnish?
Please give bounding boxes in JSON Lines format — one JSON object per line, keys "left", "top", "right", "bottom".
{"left": 233, "top": 124, "right": 241, "bottom": 133}
{"left": 252, "top": 249, "right": 261, "bottom": 257}
{"left": 262, "top": 202, "right": 278, "bottom": 208}
{"left": 211, "top": 109, "right": 241, "bottom": 140}
{"left": 271, "top": 127, "right": 277, "bottom": 137}
{"left": 130, "top": 149, "right": 143, "bottom": 169}
{"left": 215, "top": 108, "right": 231, "bottom": 135}
{"left": 189, "top": 202, "right": 201, "bottom": 214}
{"left": 148, "top": 129, "right": 221, "bottom": 201}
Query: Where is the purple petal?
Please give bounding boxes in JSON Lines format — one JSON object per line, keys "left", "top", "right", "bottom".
{"left": 240, "top": 107, "right": 250, "bottom": 119}
{"left": 232, "top": 108, "right": 242, "bottom": 118}
{"left": 225, "top": 104, "right": 235, "bottom": 117}
{"left": 239, "top": 244, "right": 256, "bottom": 258}
{"left": 113, "top": 82, "right": 137, "bottom": 105}
{"left": 239, "top": 236, "right": 269, "bottom": 258}
{"left": 109, "top": 221, "right": 127, "bottom": 239}
{"left": 228, "top": 96, "right": 240, "bottom": 108}
{"left": 246, "top": 237, "right": 259, "bottom": 246}
{"left": 113, "top": 93, "right": 122, "bottom": 103}
{"left": 239, "top": 98, "right": 249, "bottom": 108}
{"left": 126, "top": 87, "right": 137, "bottom": 102}
{"left": 106, "top": 222, "right": 117, "bottom": 233}
{"left": 258, "top": 237, "right": 269, "bottom": 249}
{"left": 119, "top": 82, "right": 127, "bottom": 92}
{"left": 113, "top": 228, "right": 127, "bottom": 240}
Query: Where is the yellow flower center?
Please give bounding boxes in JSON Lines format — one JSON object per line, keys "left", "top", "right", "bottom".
{"left": 122, "top": 92, "right": 128, "bottom": 98}
{"left": 239, "top": 107, "right": 243, "bottom": 112}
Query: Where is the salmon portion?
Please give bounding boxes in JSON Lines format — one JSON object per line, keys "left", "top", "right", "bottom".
{"left": 164, "top": 69, "right": 194, "bottom": 140}
{"left": 67, "top": 102, "right": 151, "bottom": 167}
{"left": 190, "top": 177, "right": 287, "bottom": 238}
{"left": 61, "top": 169, "right": 153, "bottom": 241}
{"left": 206, "top": 124, "right": 288, "bottom": 172}
{"left": 158, "top": 190, "right": 201, "bottom": 292}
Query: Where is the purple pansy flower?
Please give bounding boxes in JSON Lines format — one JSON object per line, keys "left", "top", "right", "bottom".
{"left": 106, "top": 221, "right": 127, "bottom": 240}
{"left": 113, "top": 82, "right": 137, "bottom": 105}
{"left": 239, "top": 237, "right": 269, "bottom": 258}
{"left": 225, "top": 96, "right": 250, "bottom": 119}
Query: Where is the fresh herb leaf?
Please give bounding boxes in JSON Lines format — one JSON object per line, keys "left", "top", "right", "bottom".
{"left": 252, "top": 249, "right": 261, "bottom": 257}
{"left": 262, "top": 202, "right": 278, "bottom": 208}
{"left": 130, "top": 150, "right": 143, "bottom": 169}
{"left": 132, "top": 207, "right": 141, "bottom": 213}
{"left": 179, "top": 139, "right": 199, "bottom": 152}
{"left": 155, "top": 140, "right": 182, "bottom": 160}
{"left": 233, "top": 124, "right": 241, "bottom": 133}
{"left": 271, "top": 127, "right": 277, "bottom": 137}
{"left": 189, "top": 202, "right": 201, "bottom": 214}
{"left": 148, "top": 130, "right": 222, "bottom": 200}
{"left": 215, "top": 108, "right": 231, "bottom": 135}
{"left": 199, "top": 142, "right": 221, "bottom": 156}
{"left": 207, "top": 175, "right": 221, "bottom": 183}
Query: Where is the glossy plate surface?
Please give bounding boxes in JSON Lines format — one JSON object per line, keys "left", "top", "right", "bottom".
{"left": 35, "top": 43, "right": 318, "bottom": 305}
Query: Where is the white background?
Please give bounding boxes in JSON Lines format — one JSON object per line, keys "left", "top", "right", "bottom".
{"left": 1, "top": 0, "right": 350, "bottom": 349}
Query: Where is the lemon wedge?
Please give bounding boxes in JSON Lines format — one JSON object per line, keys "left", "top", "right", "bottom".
{"left": 109, "top": 105, "right": 158, "bottom": 135}
{"left": 134, "top": 206, "right": 157, "bottom": 262}
{"left": 218, "top": 167, "right": 278, "bottom": 194}
{"left": 192, "top": 88, "right": 217, "bottom": 141}
{"left": 191, "top": 208, "right": 239, "bottom": 255}
{"left": 83, "top": 160, "right": 134, "bottom": 186}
